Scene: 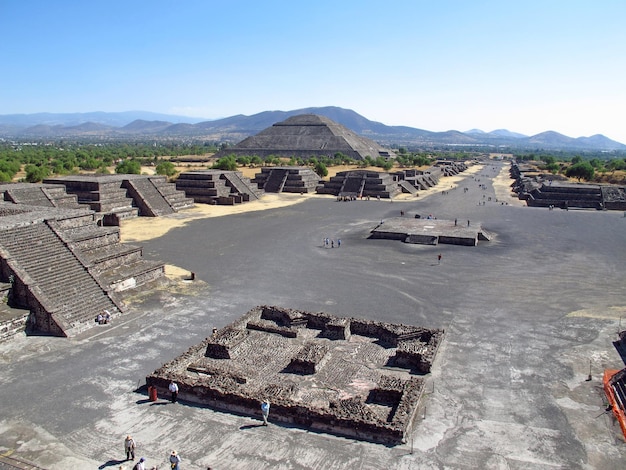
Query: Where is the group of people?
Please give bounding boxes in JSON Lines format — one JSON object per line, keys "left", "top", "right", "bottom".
{"left": 121, "top": 436, "right": 181, "bottom": 470}
{"left": 96, "top": 310, "right": 111, "bottom": 324}
{"left": 323, "top": 237, "right": 341, "bottom": 248}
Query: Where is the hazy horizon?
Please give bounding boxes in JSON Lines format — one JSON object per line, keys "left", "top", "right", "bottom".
{"left": 2, "top": 1, "right": 625, "bottom": 143}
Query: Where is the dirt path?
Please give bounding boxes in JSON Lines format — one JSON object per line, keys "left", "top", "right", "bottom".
{"left": 492, "top": 162, "right": 525, "bottom": 206}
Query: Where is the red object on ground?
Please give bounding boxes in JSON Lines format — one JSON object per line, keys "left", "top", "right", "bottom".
{"left": 148, "top": 385, "right": 158, "bottom": 402}
{"left": 603, "top": 369, "right": 626, "bottom": 440}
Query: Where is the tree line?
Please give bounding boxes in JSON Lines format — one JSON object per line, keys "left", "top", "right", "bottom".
{"left": 0, "top": 141, "right": 216, "bottom": 182}
{"left": 515, "top": 152, "right": 626, "bottom": 183}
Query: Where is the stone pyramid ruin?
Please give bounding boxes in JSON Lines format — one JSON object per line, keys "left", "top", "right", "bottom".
{"left": 212, "top": 114, "right": 396, "bottom": 161}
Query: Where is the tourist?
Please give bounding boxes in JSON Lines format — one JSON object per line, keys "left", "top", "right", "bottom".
{"left": 104, "top": 310, "right": 111, "bottom": 323}
{"left": 169, "top": 450, "right": 182, "bottom": 470}
{"left": 331, "top": 239, "right": 334, "bottom": 248}
{"left": 132, "top": 457, "right": 146, "bottom": 470}
{"left": 169, "top": 381, "right": 179, "bottom": 403}
{"left": 337, "top": 239, "right": 341, "bottom": 247}
{"left": 437, "top": 254, "right": 442, "bottom": 265}
{"left": 261, "top": 399, "right": 270, "bottom": 426}
{"left": 96, "top": 313, "right": 103, "bottom": 324}
{"left": 124, "top": 435, "right": 136, "bottom": 461}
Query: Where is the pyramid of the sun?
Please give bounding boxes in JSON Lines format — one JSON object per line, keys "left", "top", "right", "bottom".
{"left": 212, "top": 114, "right": 395, "bottom": 161}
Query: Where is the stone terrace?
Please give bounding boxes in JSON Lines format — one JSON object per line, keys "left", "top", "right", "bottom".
{"left": 252, "top": 166, "right": 320, "bottom": 194}
{"left": 369, "top": 217, "right": 492, "bottom": 246}
{"left": 509, "top": 162, "right": 626, "bottom": 210}
{"left": 175, "top": 170, "right": 262, "bottom": 204}
{"left": 147, "top": 305, "right": 444, "bottom": 445}
{"left": 317, "top": 170, "right": 401, "bottom": 199}
{"left": 0, "top": 183, "right": 82, "bottom": 209}
{"left": 0, "top": 204, "right": 165, "bottom": 338}
{"left": 43, "top": 174, "right": 194, "bottom": 224}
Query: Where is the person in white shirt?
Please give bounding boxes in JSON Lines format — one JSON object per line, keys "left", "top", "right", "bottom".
{"left": 168, "top": 381, "right": 179, "bottom": 403}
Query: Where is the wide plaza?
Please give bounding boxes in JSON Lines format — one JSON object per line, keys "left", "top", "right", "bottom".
{"left": 1, "top": 162, "right": 625, "bottom": 469}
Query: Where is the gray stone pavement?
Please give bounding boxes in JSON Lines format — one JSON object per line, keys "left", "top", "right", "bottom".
{"left": 1, "top": 162, "right": 626, "bottom": 469}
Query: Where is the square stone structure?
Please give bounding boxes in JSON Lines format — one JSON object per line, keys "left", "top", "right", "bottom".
{"left": 146, "top": 305, "right": 444, "bottom": 445}
{"left": 369, "top": 217, "right": 492, "bottom": 246}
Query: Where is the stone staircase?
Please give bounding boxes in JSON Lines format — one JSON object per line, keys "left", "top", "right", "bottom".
{"left": 152, "top": 176, "right": 196, "bottom": 211}
{"left": 318, "top": 170, "right": 401, "bottom": 199}
{"left": 252, "top": 167, "right": 319, "bottom": 193}
{"left": 50, "top": 214, "right": 166, "bottom": 293}
{"left": 262, "top": 169, "right": 289, "bottom": 192}
{"left": 526, "top": 183, "right": 603, "bottom": 209}
{"left": 2, "top": 184, "right": 82, "bottom": 209}
{"left": 0, "top": 221, "right": 122, "bottom": 337}
{"left": 123, "top": 176, "right": 195, "bottom": 216}
{"left": 339, "top": 173, "right": 365, "bottom": 197}
{"left": 176, "top": 170, "right": 261, "bottom": 205}
{"left": 223, "top": 172, "right": 262, "bottom": 200}
{"left": 398, "top": 180, "right": 419, "bottom": 195}
{"left": 43, "top": 175, "right": 193, "bottom": 224}
{"left": 124, "top": 178, "right": 176, "bottom": 216}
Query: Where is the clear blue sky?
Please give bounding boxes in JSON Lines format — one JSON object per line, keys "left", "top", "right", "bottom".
{"left": 2, "top": 0, "right": 625, "bottom": 143}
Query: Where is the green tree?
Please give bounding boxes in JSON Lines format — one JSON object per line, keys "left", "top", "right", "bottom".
{"left": 566, "top": 161, "right": 594, "bottom": 181}
{"left": 25, "top": 164, "right": 50, "bottom": 182}
{"left": 212, "top": 155, "right": 238, "bottom": 171}
{"left": 236, "top": 156, "right": 251, "bottom": 166}
{"left": 115, "top": 159, "right": 141, "bottom": 174}
{"left": 313, "top": 161, "right": 328, "bottom": 177}
{"left": 155, "top": 161, "right": 178, "bottom": 177}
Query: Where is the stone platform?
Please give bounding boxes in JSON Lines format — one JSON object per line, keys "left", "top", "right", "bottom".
{"left": 369, "top": 217, "right": 491, "bottom": 246}
{"left": 146, "top": 305, "right": 444, "bottom": 445}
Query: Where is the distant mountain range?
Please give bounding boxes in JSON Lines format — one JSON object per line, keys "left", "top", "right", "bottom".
{"left": 0, "top": 107, "right": 624, "bottom": 151}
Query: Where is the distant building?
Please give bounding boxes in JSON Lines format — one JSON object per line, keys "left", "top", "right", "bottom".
{"left": 211, "top": 114, "right": 395, "bottom": 161}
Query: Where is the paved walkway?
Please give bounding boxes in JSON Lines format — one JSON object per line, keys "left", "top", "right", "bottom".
{"left": 1, "top": 162, "right": 625, "bottom": 469}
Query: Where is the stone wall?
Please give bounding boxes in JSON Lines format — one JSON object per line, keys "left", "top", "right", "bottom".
{"left": 0, "top": 312, "right": 28, "bottom": 341}
{"left": 146, "top": 305, "right": 443, "bottom": 445}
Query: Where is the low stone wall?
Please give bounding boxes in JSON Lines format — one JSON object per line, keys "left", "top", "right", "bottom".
{"left": 146, "top": 305, "right": 443, "bottom": 445}
{"left": 0, "top": 312, "right": 28, "bottom": 341}
{"left": 286, "top": 342, "right": 329, "bottom": 374}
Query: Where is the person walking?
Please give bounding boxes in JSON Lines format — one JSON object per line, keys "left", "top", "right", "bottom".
{"left": 261, "top": 399, "right": 270, "bottom": 426}
{"left": 169, "top": 450, "right": 182, "bottom": 470}
{"left": 437, "top": 253, "right": 442, "bottom": 265}
{"left": 169, "top": 381, "right": 179, "bottom": 403}
{"left": 124, "top": 435, "right": 136, "bottom": 461}
{"left": 132, "top": 457, "right": 146, "bottom": 470}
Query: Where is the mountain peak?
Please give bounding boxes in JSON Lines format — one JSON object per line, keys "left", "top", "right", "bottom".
{"left": 0, "top": 108, "right": 624, "bottom": 151}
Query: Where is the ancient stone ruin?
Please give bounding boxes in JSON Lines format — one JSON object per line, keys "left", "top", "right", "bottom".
{"left": 251, "top": 166, "right": 320, "bottom": 193}
{"left": 395, "top": 161, "right": 468, "bottom": 193}
{"left": 211, "top": 114, "right": 396, "bottom": 161}
{"left": 175, "top": 170, "right": 262, "bottom": 204}
{"left": 0, "top": 182, "right": 172, "bottom": 339}
{"left": 43, "top": 174, "right": 195, "bottom": 224}
{"left": 510, "top": 162, "right": 626, "bottom": 210}
{"left": 317, "top": 170, "right": 401, "bottom": 199}
{"left": 370, "top": 218, "right": 492, "bottom": 246}
{"left": 146, "top": 305, "right": 444, "bottom": 445}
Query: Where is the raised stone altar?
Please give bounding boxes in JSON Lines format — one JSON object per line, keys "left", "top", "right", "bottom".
{"left": 146, "top": 305, "right": 444, "bottom": 445}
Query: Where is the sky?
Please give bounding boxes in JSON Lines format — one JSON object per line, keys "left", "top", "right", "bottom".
{"left": 1, "top": 0, "right": 625, "bottom": 143}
